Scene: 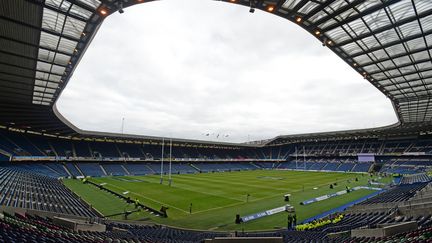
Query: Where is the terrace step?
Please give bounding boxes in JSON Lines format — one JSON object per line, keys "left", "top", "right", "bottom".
{"left": 99, "top": 164, "right": 108, "bottom": 176}
{"left": 73, "top": 163, "right": 85, "bottom": 177}
{"left": 145, "top": 164, "right": 155, "bottom": 173}
{"left": 62, "top": 163, "right": 72, "bottom": 177}
{"left": 189, "top": 163, "right": 201, "bottom": 172}
{"left": 250, "top": 162, "right": 261, "bottom": 169}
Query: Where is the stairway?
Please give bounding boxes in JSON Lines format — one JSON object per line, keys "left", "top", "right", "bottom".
{"left": 99, "top": 164, "right": 108, "bottom": 176}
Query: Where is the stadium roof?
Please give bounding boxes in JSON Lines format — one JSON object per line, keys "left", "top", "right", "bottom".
{"left": 1, "top": 0, "right": 432, "bottom": 145}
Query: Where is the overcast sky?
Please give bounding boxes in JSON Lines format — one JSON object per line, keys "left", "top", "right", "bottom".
{"left": 56, "top": 0, "right": 398, "bottom": 143}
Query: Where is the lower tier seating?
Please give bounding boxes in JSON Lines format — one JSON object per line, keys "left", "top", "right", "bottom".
{"left": 0, "top": 167, "right": 97, "bottom": 218}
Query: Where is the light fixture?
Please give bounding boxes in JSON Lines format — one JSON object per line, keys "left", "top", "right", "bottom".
{"left": 267, "top": 6, "right": 274, "bottom": 12}
{"left": 230, "top": 0, "right": 236, "bottom": 2}
{"left": 249, "top": 0, "right": 255, "bottom": 13}
{"left": 118, "top": 1, "right": 124, "bottom": 14}
{"left": 100, "top": 9, "right": 108, "bottom": 15}
{"left": 353, "top": 63, "right": 357, "bottom": 67}
{"left": 295, "top": 17, "right": 302, "bottom": 23}
{"left": 314, "top": 30, "right": 320, "bottom": 35}
{"left": 322, "top": 38, "right": 332, "bottom": 47}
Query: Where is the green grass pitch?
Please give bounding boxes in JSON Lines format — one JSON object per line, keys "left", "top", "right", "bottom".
{"left": 63, "top": 170, "right": 392, "bottom": 231}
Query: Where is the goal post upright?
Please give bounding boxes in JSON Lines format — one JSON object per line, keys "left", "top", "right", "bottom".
{"left": 168, "top": 138, "right": 173, "bottom": 187}
{"left": 160, "top": 138, "right": 164, "bottom": 184}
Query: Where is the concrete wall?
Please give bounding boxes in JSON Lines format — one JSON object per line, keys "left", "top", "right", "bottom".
{"left": 0, "top": 205, "right": 90, "bottom": 221}
{"left": 399, "top": 202, "right": 432, "bottom": 217}
{"left": 347, "top": 203, "right": 396, "bottom": 214}
{"left": 205, "top": 237, "right": 283, "bottom": 243}
{"left": 53, "top": 217, "right": 106, "bottom": 232}
{"left": 351, "top": 221, "right": 417, "bottom": 238}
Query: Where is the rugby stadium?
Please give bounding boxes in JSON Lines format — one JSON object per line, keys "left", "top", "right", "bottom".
{"left": 1, "top": 0, "right": 432, "bottom": 242}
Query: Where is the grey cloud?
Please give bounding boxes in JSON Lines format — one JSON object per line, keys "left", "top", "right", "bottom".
{"left": 56, "top": 0, "right": 397, "bottom": 143}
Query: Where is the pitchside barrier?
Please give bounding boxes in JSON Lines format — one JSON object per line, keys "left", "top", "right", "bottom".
{"left": 300, "top": 186, "right": 383, "bottom": 205}
{"left": 239, "top": 205, "right": 294, "bottom": 223}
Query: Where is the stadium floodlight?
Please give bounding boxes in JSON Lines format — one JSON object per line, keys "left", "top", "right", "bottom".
{"left": 322, "top": 38, "right": 329, "bottom": 47}
{"left": 118, "top": 1, "right": 124, "bottom": 14}
{"left": 249, "top": 0, "right": 255, "bottom": 13}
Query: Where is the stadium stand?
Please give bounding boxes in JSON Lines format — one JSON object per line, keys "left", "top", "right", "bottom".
{"left": 102, "top": 164, "right": 127, "bottom": 176}
{"left": 357, "top": 183, "right": 428, "bottom": 205}
{"left": 2, "top": 129, "right": 432, "bottom": 172}
{"left": 76, "top": 163, "right": 105, "bottom": 177}
{"left": 0, "top": 168, "right": 97, "bottom": 218}
{"left": 2, "top": 0, "right": 432, "bottom": 241}
{"left": 193, "top": 162, "right": 256, "bottom": 172}
{"left": 0, "top": 210, "right": 430, "bottom": 243}
{"left": 351, "top": 163, "right": 372, "bottom": 173}
{"left": 253, "top": 162, "right": 276, "bottom": 169}
{"left": 123, "top": 163, "right": 154, "bottom": 175}
{"left": 45, "top": 163, "right": 70, "bottom": 178}
{"left": 1, "top": 163, "right": 431, "bottom": 243}
{"left": 65, "top": 163, "right": 83, "bottom": 177}
{"left": 400, "top": 173, "right": 432, "bottom": 185}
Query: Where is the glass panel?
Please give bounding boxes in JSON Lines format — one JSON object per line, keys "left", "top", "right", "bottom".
{"left": 57, "top": 37, "right": 77, "bottom": 53}
{"left": 63, "top": 16, "right": 86, "bottom": 39}
{"left": 42, "top": 8, "right": 66, "bottom": 34}
{"left": 39, "top": 31, "right": 60, "bottom": 50}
